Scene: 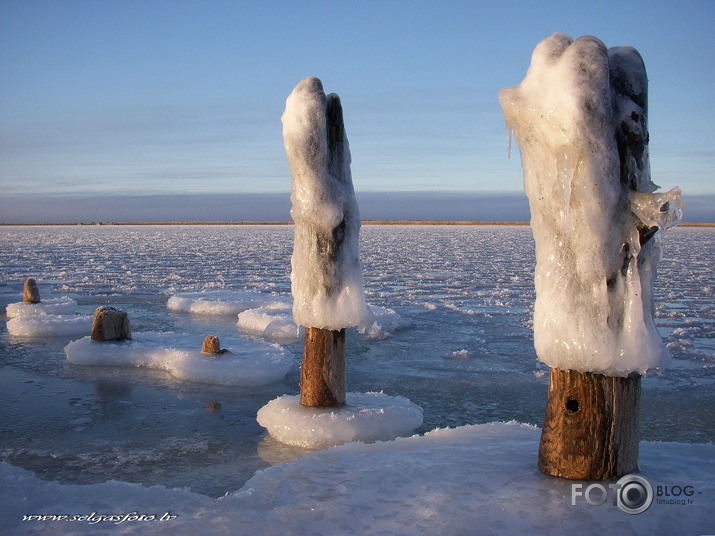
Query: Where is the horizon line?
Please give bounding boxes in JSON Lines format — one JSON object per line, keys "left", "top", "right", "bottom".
{"left": 1, "top": 220, "right": 713, "bottom": 227}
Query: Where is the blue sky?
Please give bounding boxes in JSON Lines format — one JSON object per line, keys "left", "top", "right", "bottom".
{"left": 1, "top": 0, "right": 713, "bottom": 222}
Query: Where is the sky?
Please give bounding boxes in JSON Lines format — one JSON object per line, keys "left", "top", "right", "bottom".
{"left": 1, "top": 0, "right": 714, "bottom": 222}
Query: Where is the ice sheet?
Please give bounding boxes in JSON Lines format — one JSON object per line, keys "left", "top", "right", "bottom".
{"left": 2, "top": 422, "right": 712, "bottom": 535}
{"left": 6, "top": 297, "right": 78, "bottom": 318}
{"left": 167, "top": 291, "right": 283, "bottom": 316}
{"left": 237, "top": 301, "right": 302, "bottom": 341}
{"left": 64, "top": 333, "right": 294, "bottom": 386}
{"left": 7, "top": 314, "right": 91, "bottom": 337}
{"left": 237, "top": 302, "right": 402, "bottom": 341}
{"left": 0, "top": 224, "right": 713, "bottom": 532}
{"left": 257, "top": 392, "right": 424, "bottom": 448}
{"left": 358, "top": 305, "right": 402, "bottom": 339}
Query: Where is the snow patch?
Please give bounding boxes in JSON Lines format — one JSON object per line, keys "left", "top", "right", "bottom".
{"left": 238, "top": 302, "right": 402, "bottom": 341}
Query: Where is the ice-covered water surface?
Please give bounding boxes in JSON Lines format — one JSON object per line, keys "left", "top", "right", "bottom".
{"left": 0, "top": 225, "right": 713, "bottom": 510}
{"left": 3, "top": 423, "right": 712, "bottom": 535}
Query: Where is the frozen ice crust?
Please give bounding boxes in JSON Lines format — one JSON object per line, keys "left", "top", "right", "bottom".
{"left": 283, "top": 77, "right": 373, "bottom": 330}
{"left": 499, "top": 34, "right": 682, "bottom": 376}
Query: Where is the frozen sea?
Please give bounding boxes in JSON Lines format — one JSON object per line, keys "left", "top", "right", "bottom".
{"left": 0, "top": 224, "right": 713, "bottom": 535}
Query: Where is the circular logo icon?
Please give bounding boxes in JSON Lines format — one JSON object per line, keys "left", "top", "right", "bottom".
{"left": 616, "top": 474, "right": 654, "bottom": 515}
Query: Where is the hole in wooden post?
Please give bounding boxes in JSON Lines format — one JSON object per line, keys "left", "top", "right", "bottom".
{"left": 566, "top": 398, "right": 580, "bottom": 413}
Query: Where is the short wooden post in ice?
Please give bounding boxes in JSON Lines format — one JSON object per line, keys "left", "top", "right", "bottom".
{"left": 201, "top": 335, "right": 226, "bottom": 355}
{"left": 538, "top": 368, "right": 641, "bottom": 479}
{"left": 91, "top": 306, "right": 132, "bottom": 342}
{"left": 500, "top": 34, "right": 682, "bottom": 479}
{"left": 282, "top": 77, "right": 372, "bottom": 408}
{"left": 23, "top": 278, "right": 41, "bottom": 304}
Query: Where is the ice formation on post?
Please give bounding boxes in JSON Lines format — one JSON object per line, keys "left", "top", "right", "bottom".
{"left": 499, "top": 34, "right": 682, "bottom": 376}
{"left": 282, "top": 76, "right": 372, "bottom": 330}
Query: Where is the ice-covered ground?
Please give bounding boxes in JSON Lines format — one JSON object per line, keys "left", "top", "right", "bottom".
{"left": 2, "top": 422, "right": 712, "bottom": 535}
{"left": 1, "top": 225, "right": 713, "bottom": 534}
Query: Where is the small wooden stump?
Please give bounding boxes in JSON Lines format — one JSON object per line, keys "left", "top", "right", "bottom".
{"left": 91, "top": 306, "right": 132, "bottom": 341}
{"left": 202, "top": 335, "right": 226, "bottom": 355}
{"left": 300, "top": 327, "right": 346, "bottom": 407}
{"left": 23, "top": 278, "right": 41, "bottom": 304}
{"left": 538, "top": 367, "right": 641, "bottom": 480}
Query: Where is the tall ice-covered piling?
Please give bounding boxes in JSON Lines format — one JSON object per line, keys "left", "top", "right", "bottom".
{"left": 282, "top": 77, "right": 372, "bottom": 407}
{"left": 499, "top": 34, "right": 682, "bottom": 479}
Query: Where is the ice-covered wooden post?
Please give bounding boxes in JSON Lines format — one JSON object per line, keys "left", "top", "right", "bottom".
{"left": 23, "top": 278, "right": 41, "bottom": 304}
{"left": 282, "top": 77, "right": 372, "bottom": 407}
{"left": 499, "top": 34, "right": 682, "bottom": 479}
{"left": 91, "top": 306, "right": 132, "bottom": 342}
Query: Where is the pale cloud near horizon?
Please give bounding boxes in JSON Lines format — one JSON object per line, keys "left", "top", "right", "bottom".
{"left": 1, "top": 192, "right": 712, "bottom": 224}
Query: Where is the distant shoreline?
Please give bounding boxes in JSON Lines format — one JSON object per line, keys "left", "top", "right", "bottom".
{"left": 0, "top": 220, "right": 713, "bottom": 227}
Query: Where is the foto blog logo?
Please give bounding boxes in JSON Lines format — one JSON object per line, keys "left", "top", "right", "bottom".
{"left": 571, "top": 474, "right": 654, "bottom": 515}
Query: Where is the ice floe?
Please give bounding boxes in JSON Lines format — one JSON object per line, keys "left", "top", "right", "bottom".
{"left": 7, "top": 314, "right": 92, "bottom": 337}
{"left": 5, "top": 296, "right": 78, "bottom": 318}
{"left": 65, "top": 333, "right": 294, "bottom": 386}
{"left": 257, "top": 391, "right": 424, "bottom": 448}
{"left": 167, "top": 291, "right": 283, "bottom": 316}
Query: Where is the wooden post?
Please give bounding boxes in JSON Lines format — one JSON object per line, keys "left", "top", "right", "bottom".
{"left": 499, "top": 37, "right": 676, "bottom": 481}
{"left": 537, "top": 47, "right": 649, "bottom": 480}
{"left": 538, "top": 368, "right": 641, "bottom": 479}
{"left": 297, "top": 89, "right": 348, "bottom": 408}
{"left": 91, "top": 306, "right": 131, "bottom": 341}
{"left": 283, "top": 78, "right": 362, "bottom": 409}
{"left": 300, "top": 327, "right": 346, "bottom": 407}
{"left": 201, "top": 335, "right": 226, "bottom": 355}
{"left": 23, "top": 278, "right": 41, "bottom": 304}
